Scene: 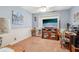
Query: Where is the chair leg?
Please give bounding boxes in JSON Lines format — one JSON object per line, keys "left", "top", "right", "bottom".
{"left": 60, "top": 41, "right": 62, "bottom": 48}
{"left": 60, "top": 40, "right": 65, "bottom": 48}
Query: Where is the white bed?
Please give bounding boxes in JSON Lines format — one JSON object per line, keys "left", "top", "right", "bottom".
{"left": 0, "top": 47, "right": 14, "bottom": 52}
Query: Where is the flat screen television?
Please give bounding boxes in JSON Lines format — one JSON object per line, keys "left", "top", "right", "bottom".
{"left": 43, "top": 18, "right": 58, "bottom": 28}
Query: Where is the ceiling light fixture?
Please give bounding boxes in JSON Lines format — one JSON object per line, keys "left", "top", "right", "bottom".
{"left": 39, "top": 6, "right": 47, "bottom": 12}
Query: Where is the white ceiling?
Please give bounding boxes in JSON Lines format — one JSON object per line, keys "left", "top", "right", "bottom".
{"left": 21, "top": 6, "right": 72, "bottom": 14}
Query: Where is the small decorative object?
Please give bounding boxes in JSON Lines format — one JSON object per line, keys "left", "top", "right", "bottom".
{"left": 12, "top": 10, "right": 24, "bottom": 28}
{"left": 67, "top": 23, "right": 70, "bottom": 31}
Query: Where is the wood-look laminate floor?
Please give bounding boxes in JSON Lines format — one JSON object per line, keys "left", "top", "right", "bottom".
{"left": 8, "top": 37, "right": 69, "bottom": 52}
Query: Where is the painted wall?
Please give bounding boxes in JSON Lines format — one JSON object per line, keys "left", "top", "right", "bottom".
{"left": 0, "top": 6, "right": 32, "bottom": 47}
{"left": 70, "top": 6, "right": 79, "bottom": 26}
{"left": 33, "top": 10, "right": 70, "bottom": 31}
{"left": 59, "top": 10, "right": 71, "bottom": 30}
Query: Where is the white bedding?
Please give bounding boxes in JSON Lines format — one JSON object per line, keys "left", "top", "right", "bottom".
{"left": 0, "top": 47, "right": 14, "bottom": 52}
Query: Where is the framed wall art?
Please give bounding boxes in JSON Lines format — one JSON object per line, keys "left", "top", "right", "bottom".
{"left": 12, "top": 10, "right": 24, "bottom": 28}
{"left": 12, "top": 10, "right": 24, "bottom": 25}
